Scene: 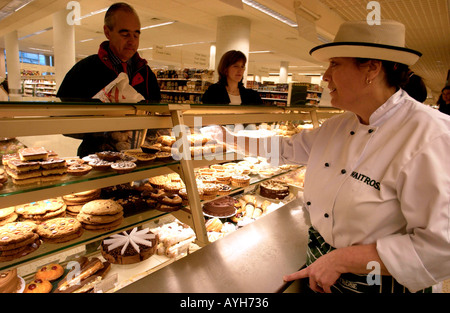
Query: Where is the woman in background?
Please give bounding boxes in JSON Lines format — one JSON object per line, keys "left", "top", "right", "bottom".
{"left": 202, "top": 50, "right": 262, "bottom": 105}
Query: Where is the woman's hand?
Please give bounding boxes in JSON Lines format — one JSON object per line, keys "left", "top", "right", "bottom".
{"left": 283, "top": 243, "right": 388, "bottom": 293}
{"left": 283, "top": 250, "right": 342, "bottom": 293}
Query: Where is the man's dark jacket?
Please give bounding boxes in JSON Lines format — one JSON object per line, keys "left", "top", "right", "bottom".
{"left": 57, "top": 41, "right": 161, "bottom": 101}
{"left": 57, "top": 41, "right": 161, "bottom": 157}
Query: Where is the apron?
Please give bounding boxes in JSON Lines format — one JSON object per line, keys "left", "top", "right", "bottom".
{"left": 306, "top": 227, "right": 431, "bottom": 293}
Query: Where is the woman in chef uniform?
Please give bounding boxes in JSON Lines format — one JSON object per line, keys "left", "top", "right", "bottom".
{"left": 202, "top": 20, "right": 450, "bottom": 293}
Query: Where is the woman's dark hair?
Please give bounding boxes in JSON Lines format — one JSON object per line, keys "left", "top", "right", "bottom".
{"left": 217, "top": 50, "right": 246, "bottom": 86}
{"left": 355, "top": 58, "right": 427, "bottom": 102}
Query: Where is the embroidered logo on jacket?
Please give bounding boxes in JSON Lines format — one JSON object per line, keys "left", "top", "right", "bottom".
{"left": 351, "top": 171, "right": 380, "bottom": 191}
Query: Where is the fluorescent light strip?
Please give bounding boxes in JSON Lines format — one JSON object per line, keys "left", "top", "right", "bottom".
{"left": 80, "top": 8, "right": 108, "bottom": 20}
{"left": 242, "top": 0, "right": 298, "bottom": 27}
{"left": 139, "top": 41, "right": 211, "bottom": 51}
{"left": 249, "top": 50, "right": 272, "bottom": 54}
{"left": 141, "top": 21, "right": 176, "bottom": 30}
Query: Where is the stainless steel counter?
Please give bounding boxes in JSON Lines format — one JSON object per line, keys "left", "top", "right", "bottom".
{"left": 117, "top": 199, "right": 310, "bottom": 293}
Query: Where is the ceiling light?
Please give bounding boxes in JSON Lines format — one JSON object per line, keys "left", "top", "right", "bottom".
{"left": 249, "top": 50, "right": 272, "bottom": 54}
{"left": 29, "top": 47, "right": 52, "bottom": 52}
{"left": 141, "top": 21, "right": 176, "bottom": 30}
{"left": 80, "top": 8, "right": 108, "bottom": 20}
{"left": 242, "top": 0, "right": 298, "bottom": 27}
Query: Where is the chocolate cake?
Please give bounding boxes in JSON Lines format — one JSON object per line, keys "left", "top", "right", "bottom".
{"left": 101, "top": 227, "right": 158, "bottom": 264}
{"left": 259, "top": 180, "right": 290, "bottom": 200}
{"left": 202, "top": 196, "right": 237, "bottom": 217}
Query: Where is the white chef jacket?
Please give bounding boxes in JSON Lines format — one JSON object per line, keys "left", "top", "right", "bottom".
{"left": 274, "top": 89, "right": 450, "bottom": 292}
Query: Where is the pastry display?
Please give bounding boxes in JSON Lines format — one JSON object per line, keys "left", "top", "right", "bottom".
{"left": 77, "top": 199, "right": 123, "bottom": 232}
{"left": 15, "top": 198, "right": 66, "bottom": 223}
{"left": 110, "top": 161, "right": 136, "bottom": 174}
{"left": 259, "top": 180, "right": 290, "bottom": 200}
{"left": 36, "top": 217, "right": 83, "bottom": 243}
{"left": 62, "top": 189, "right": 101, "bottom": 215}
{"left": 202, "top": 196, "right": 237, "bottom": 217}
{"left": 67, "top": 163, "right": 92, "bottom": 176}
{"left": 0, "top": 222, "right": 41, "bottom": 262}
{"left": 148, "top": 175, "right": 169, "bottom": 189}
{"left": 88, "top": 158, "right": 112, "bottom": 170}
{"left": 123, "top": 150, "right": 156, "bottom": 162}
{"left": 205, "top": 217, "right": 223, "bottom": 232}
{"left": 96, "top": 151, "right": 123, "bottom": 162}
{"left": 230, "top": 174, "right": 251, "bottom": 187}
{"left": 156, "top": 193, "right": 183, "bottom": 212}
{"left": 0, "top": 168, "right": 7, "bottom": 190}
{"left": 35, "top": 263, "right": 64, "bottom": 281}
{"left": 18, "top": 147, "right": 48, "bottom": 161}
{"left": 140, "top": 144, "right": 161, "bottom": 154}
{"left": 3, "top": 150, "right": 67, "bottom": 185}
{"left": 0, "top": 207, "right": 18, "bottom": 226}
{"left": 0, "top": 268, "right": 24, "bottom": 293}
{"left": 24, "top": 278, "right": 53, "bottom": 293}
{"left": 101, "top": 227, "right": 158, "bottom": 264}
{"left": 55, "top": 257, "right": 107, "bottom": 293}
{"left": 151, "top": 221, "right": 196, "bottom": 258}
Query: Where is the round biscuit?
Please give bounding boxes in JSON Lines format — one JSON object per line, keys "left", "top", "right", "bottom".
{"left": 80, "top": 199, "right": 123, "bottom": 216}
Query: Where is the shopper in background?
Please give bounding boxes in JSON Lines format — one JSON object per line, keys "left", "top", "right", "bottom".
{"left": 201, "top": 50, "right": 262, "bottom": 105}
{"left": 437, "top": 86, "right": 450, "bottom": 115}
{"left": 57, "top": 2, "right": 161, "bottom": 157}
{"left": 403, "top": 71, "right": 427, "bottom": 103}
{"left": 203, "top": 20, "right": 450, "bottom": 293}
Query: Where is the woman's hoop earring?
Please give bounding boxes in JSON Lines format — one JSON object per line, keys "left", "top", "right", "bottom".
{"left": 366, "top": 78, "right": 372, "bottom": 84}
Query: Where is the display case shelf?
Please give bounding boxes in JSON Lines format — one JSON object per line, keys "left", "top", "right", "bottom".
{"left": 0, "top": 100, "right": 341, "bottom": 290}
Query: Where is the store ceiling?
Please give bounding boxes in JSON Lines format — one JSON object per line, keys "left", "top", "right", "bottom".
{"left": 0, "top": 0, "right": 448, "bottom": 99}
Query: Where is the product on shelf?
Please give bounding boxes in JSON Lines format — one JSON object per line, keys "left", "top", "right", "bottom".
{"left": 156, "top": 193, "right": 183, "bottom": 213}
{"left": 0, "top": 268, "right": 25, "bottom": 293}
{"left": 275, "top": 167, "right": 306, "bottom": 189}
{"left": 35, "top": 263, "right": 64, "bottom": 281}
{"left": 151, "top": 220, "right": 196, "bottom": 258}
{"left": 54, "top": 257, "right": 109, "bottom": 293}
{"left": 110, "top": 161, "right": 137, "bottom": 174}
{"left": 0, "top": 206, "right": 18, "bottom": 226}
{"left": 15, "top": 198, "right": 67, "bottom": 223}
{"left": 76, "top": 199, "right": 124, "bottom": 232}
{"left": 202, "top": 196, "right": 237, "bottom": 217}
{"left": 101, "top": 227, "right": 158, "bottom": 264}
{"left": 24, "top": 278, "right": 53, "bottom": 293}
{"left": 63, "top": 189, "right": 101, "bottom": 216}
{"left": 140, "top": 144, "right": 161, "bottom": 154}
{"left": 67, "top": 163, "right": 92, "bottom": 176}
{"left": 205, "top": 217, "right": 223, "bottom": 232}
{"left": 36, "top": 217, "right": 84, "bottom": 244}
{"left": 259, "top": 180, "right": 290, "bottom": 200}
{"left": 0, "top": 222, "right": 41, "bottom": 262}
{"left": 230, "top": 195, "right": 272, "bottom": 223}
{"left": 18, "top": 147, "right": 48, "bottom": 161}
{"left": 123, "top": 150, "right": 157, "bottom": 162}
{"left": 3, "top": 148, "right": 68, "bottom": 185}
{"left": 0, "top": 168, "right": 7, "bottom": 189}
{"left": 230, "top": 174, "right": 251, "bottom": 187}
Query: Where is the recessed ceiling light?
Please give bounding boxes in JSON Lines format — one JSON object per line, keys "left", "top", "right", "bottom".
{"left": 242, "top": 0, "right": 298, "bottom": 27}
{"left": 141, "top": 21, "right": 176, "bottom": 30}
